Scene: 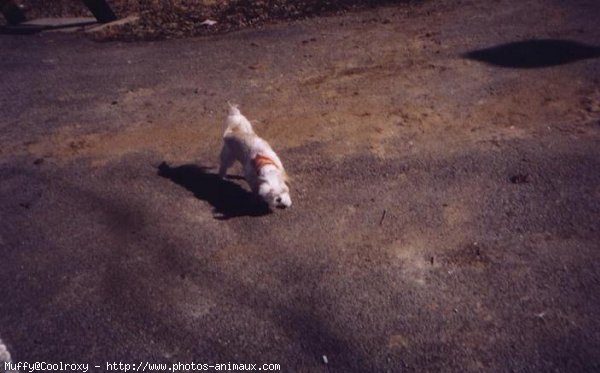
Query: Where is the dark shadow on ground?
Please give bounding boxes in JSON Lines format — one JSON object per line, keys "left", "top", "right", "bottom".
{"left": 463, "top": 39, "right": 600, "bottom": 68}
{"left": 158, "top": 162, "right": 270, "bottom": 219}
{"left": 0, "top": 20, "right": 97, "bottom": 35}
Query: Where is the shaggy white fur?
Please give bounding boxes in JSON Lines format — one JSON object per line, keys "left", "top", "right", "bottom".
{"left": 218, "top": 104, "right": 292, "bottom": 209}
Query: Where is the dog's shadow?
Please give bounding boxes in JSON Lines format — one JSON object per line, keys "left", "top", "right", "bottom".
{"left": 158, "top": 162, "right": 271, "bottom": 219}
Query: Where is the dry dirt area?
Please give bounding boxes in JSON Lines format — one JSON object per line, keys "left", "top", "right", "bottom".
{"left": 1, "top": 0, "right": 599, "bottom": 372}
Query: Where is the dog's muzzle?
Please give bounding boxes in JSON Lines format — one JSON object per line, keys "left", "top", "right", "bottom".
{"left": 275, "top": 197, "right": 287, "bottom": 209}
{"left": 274, "top": 195, "right": 292, "bottom": 209}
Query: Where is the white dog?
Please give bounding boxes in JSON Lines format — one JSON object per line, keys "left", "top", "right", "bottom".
{"left": 218, "top": 104, "right": 292, "bottom": 209}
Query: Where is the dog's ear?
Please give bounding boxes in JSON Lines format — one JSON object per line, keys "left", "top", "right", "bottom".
{"left": 282, "top": 170, "right": 291, "bottom": 184}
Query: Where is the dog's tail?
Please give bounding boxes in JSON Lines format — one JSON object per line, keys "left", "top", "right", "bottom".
{"left": 223, "top": 102, "right": 254, "bottom": 135}
{"left": 227, "top": 101, "right": 241, "bottom": 117}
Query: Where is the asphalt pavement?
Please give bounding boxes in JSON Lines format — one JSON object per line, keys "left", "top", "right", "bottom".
{"left": 1, "top": 0, "right": 599, "bottom": 372}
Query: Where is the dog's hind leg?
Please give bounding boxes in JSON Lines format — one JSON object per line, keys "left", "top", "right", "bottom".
{"left": 218, "top": 145, "right": 235, "bottom": 178}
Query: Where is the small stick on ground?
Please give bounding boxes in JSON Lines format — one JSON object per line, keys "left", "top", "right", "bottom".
{"left": 379, "top": 209, "right": 386, "bottom": 225}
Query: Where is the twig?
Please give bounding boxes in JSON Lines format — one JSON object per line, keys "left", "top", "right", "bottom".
{"left": 379, "top": 209, "right": 386, "bottom": 225}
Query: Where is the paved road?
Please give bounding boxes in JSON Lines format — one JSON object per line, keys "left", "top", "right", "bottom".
{"left": 1, "top": 0, "right": 599, "bottom": 371}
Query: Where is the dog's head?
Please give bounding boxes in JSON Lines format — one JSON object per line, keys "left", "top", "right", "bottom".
{"left": 258, "top": 174, "right": 292, "bottom": 209}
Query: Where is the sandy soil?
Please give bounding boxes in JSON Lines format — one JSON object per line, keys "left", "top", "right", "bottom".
{"left": 1, "top": 0, "right": 599, "bottom": 371}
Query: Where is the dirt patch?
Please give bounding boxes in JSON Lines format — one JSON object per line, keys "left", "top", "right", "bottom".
{"left": 23, "top": 124, "right": 208, "bottom": 167}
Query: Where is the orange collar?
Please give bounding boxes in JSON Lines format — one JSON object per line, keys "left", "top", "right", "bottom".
{"left": 252, "top": 154, "right": 278, "bottom": 174}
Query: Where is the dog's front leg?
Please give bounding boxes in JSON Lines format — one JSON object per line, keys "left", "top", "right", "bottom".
{"left": 218, "top": 145, "right": 235, "bottom": 178}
